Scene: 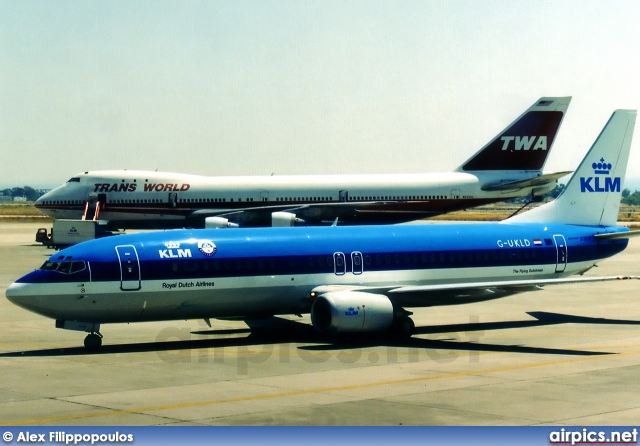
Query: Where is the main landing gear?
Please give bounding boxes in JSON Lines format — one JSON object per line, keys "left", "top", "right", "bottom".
{"left": 84, "top": 332, "right": 103, "bottom": 350}
{"left": 390, "top": 310, "right": 415, "bottom": 338}
{"left": 395, "top": 316, "right": 415, "bottom": 337}
{"left": 391, "top": 316, "right": 415, "bottom": 338}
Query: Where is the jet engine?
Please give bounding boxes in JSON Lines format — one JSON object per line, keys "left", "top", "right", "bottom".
{"left": 271, "top": 211, "right": 305, "bottom": 227}
{"left": 310, "top": 291, "right": 394, "bottom": 333}
{"left": 204, "top": 217, "right": 239, "bottom": 228}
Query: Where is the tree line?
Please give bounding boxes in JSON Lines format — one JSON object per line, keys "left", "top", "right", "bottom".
{"left": 1, "top": 187, "right": 45, "bottom": 202}
{"left": 622, "top": 189, "right": 640, "bottom": 206}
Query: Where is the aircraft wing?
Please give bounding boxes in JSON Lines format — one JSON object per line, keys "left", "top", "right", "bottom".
{"left": 188, "top": 200, "right": 390, "bottom": 217}
{"left": 311, "top": 275, "right": 640, "bottom": 308}
{"left": 187, "top": 200, "right": 415, "bottom": 226}
{"left": 387, "top": 275, "right": 639, "bottom": 294}
{"left": 481, "top": 171, "right": 572, "bottom": 192}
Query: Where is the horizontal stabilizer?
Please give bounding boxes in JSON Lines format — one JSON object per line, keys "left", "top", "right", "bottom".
{"left": 594, "top": 230, "right": 640, "bottom": 241}
{"left": 481, "top": 171, "right": 572, "bottom": 192}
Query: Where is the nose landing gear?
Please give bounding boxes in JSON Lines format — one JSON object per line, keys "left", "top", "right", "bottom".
{"left": 56, "top": 320, "right": 103, "bottom": 351}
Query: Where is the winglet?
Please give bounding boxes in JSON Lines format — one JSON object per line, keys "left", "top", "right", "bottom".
{"left": 507, "top": 110, "right": 637, "bottom": 226}
{"left": 458, "top": 97, "right": 571, "bottom": 172}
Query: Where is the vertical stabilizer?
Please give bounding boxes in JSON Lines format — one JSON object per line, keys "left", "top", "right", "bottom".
{"left": 458, "top": 97, "right": 571, "bottom": 172}
{"left": 507, "top": 110, "right": 636, "bottom": 226}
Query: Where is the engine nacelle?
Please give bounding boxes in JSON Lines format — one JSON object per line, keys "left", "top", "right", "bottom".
{"left": 204, "top": 216, "right": 239, "bottom": 228}
{"left": 272, "top": 211, "right": 305, "bottom": 227}
{"left": 311, "top": 291, "right": 394, "bottom": 333}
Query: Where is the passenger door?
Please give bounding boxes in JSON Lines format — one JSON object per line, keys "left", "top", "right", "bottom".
{"left": 115, "top": 245, "right": 141, "bottom": 290}
{"left": 168, "top": 192, "right": 178, "bottom": 208}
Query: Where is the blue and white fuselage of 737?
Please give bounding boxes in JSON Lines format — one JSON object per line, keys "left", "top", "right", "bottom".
{"left": 6, "top": 110, "right": 639, "bottom": 350}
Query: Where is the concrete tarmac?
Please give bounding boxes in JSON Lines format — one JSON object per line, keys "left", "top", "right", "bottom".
{"left": 1, "top": 222, "right": 640, "bottom": 426}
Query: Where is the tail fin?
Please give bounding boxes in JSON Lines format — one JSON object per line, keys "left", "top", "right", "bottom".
{"left": 507, "top": 110, "right": 636, "bottom": 226}
{"left": 458, "top": 97, "right": 571, "bottom": 172}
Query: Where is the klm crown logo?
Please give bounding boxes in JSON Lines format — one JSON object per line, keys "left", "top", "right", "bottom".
{"left": 344, "top": 307, "right": 359, "bottom": 316}
{"left": 580, "top": 157, "right": 621, "bottom": 193}
{"left": 165, "top": 241, "right": 180, "bottom": 249}
{"left": 592, "top": 158, "right": 612, "bottom": 174}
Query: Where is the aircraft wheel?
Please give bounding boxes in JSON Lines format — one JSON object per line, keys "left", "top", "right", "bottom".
{"left": 84, "top": 333, "right": 103, "bottom": 350}
{"left": 398, "top": 316, "right": 415, "bottom": 337}
{"left": 390, "top": 316, "right": 415, "bottom": 338}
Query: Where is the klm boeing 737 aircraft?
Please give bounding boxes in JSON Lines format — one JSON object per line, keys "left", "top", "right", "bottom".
{"left": 6, "top": 110, "right": 638, "bottom": 350}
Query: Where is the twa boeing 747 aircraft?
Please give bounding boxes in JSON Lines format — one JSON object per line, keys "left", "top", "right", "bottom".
{"left": 35, "top": 97, "right": 571, "bottom": 229}
{"left": 7, "top": 109, "right": 637, "bottom": 350}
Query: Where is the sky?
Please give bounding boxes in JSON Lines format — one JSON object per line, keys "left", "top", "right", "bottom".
{"left": 2, "top": 0, "right": 640, "bottom": 190}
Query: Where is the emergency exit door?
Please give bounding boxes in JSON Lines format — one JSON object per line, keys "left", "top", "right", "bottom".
{"left": 553, "top": 235, "right": 567, "bottom": 273}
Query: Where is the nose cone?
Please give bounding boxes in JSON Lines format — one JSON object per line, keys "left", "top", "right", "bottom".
{"left": 34, "top": 193, "right": 45, "bottom": 208}
{"left": 33, "top": 189, "right": 54, "bottom": 214}
{"left": 35, "top": 186, "right": 59, "bottom": 204}
{"left": 32, "top": 184, "right": 75, "bottom": 219}
{"left": 5, "top": 273, "right": 55, "bottom": 318}
{"left": 6, "top": 281, "right": 31, "bottom": 310}
{"left": 34, "top": 193, "right": 47, "bottom": 206}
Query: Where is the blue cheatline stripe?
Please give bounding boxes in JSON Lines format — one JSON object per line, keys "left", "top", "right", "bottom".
{"left": 21, "top": 241, "right": 627, "bottom": 284}
{"left": 21, "top": 222, "right": 629, "bottom": 284}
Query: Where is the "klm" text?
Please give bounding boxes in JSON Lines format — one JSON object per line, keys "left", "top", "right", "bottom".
{"left": 580, "top": 176, "right": 621, "bottom": 193}
{"left": 158, "top": 249, "right": 192, "bottom": 259}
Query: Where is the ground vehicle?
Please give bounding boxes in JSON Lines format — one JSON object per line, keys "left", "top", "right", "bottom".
{"left": 35, "top": 220, "right": 114, "bottom": 249}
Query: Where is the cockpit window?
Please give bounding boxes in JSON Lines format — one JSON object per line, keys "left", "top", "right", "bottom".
{"left": 67, "top": 177, "right": 81, "bottom": 183}
{"left": 41, "top": 260, "right": 86, "bottom": 274}
{"left": 69, "top": 261, "right": 86, "bottom": 274}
